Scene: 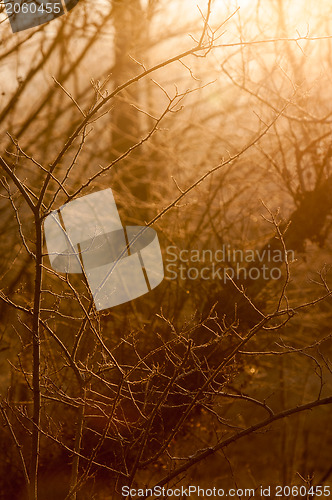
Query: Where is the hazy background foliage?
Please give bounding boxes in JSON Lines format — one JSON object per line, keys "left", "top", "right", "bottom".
{"left": 1, "top": 0, "right": 332, "bottom": 498}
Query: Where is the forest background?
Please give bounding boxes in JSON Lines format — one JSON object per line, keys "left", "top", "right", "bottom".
{"left": 1, "top": 0, "right": 332, "bottom": 499}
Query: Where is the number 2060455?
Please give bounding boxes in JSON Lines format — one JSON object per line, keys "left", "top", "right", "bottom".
{"left": 5, "top": 2, "right": 61, "bottom": 14}
{"left": 275, "top": 486, "right": 330, "bottom": 497}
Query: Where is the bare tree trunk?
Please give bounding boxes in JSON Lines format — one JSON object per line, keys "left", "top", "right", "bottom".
{"left": 29, "top": 213, "right": 42, "bottom": 500}
{"left": 111, "top": 0, "right": 150, "bottom": 204}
